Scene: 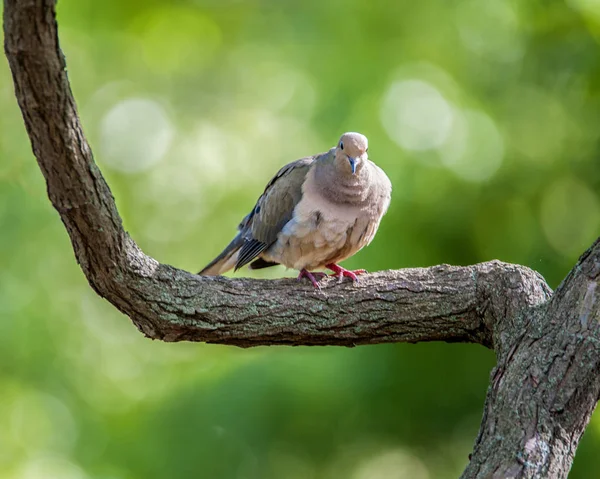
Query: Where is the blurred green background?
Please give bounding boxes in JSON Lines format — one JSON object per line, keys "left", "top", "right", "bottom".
{"left": 2, "top": 0, "right": 600, "bottom": 477}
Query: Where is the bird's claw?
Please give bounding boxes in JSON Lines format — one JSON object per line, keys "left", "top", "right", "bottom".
{"left": 325, "top": 264, "right": 367, "bottom": 283}
{"left": 297, "top": 265, "right": 367, "bottom": 289}
{"left": 297, "top": 269, "right": 327, "bottom": 290}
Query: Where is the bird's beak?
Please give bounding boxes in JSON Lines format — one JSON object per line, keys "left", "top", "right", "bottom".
{"left": 348, "top": 157, "right": 357, "bottom": 175}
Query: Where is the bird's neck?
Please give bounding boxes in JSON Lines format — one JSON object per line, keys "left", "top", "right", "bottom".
{"left": 315, "top": 157, "right": 372, "bottom": 206}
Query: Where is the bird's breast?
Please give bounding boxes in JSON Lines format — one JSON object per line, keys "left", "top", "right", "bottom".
{"left": 264, "top": 191, "right": 378, "bottom": 270}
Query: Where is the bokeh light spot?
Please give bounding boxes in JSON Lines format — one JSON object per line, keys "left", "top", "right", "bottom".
{"left": 228, "top": 55, "right": 318, "bottom": 115}
{"left": 9, "top": 390, "right": 77, "bottom": 454}
{"left": 567, "top": 0, "right": 600, "bottom": 23}
{"left": 17, "top": 454, "right": 89, "bottom": 479}
{"left": 353, "top": 449, "right": 429, "bottom": 479}
{"left": 99, "top": 98, "right": 174, "bottom": 173}
{"left": 540, "top": 177, "right": 600, "bottom": 258}
{"left": 440, "top": 109, "right": 504, "bottom": 182}
{"left": 502, "top": 87, "right": 567, "bottom": 163}
{"left": 456, "top": 0, "right": 524, "bottom": 62}
{"left": 380, "top": 79, "right": 454, "bottom": 152}
{"left": 132, "top": 7, "right": 221, "bottom": 73}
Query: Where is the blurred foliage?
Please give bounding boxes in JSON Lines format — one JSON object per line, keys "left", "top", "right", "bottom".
{"left": 1, "top": 0, "right": 600, "bottom": 477}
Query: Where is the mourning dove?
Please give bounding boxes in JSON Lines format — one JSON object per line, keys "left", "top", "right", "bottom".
{"left": 199, "top": 132, "right": 392, "bottom": 289}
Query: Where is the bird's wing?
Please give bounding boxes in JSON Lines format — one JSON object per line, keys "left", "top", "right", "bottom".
{"left": 235, "top": 157, "right": 315, "bottom": 270}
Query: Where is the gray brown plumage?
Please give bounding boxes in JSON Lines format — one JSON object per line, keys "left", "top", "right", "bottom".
{"left": 199, "top": 132, "right": 392, "bottom": 288}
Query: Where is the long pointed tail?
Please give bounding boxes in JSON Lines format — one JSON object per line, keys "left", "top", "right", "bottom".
{"left": 198, "top": 234, "right": 244, "bottom": 276}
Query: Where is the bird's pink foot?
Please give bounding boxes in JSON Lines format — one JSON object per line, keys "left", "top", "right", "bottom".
{"left": 297, "top": 269, "right": 327, "bottom": 289}
{"left": 325, "top": 263, "right": 367, "bottom": 283}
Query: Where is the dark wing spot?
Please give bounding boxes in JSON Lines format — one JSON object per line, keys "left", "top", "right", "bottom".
{"left": 358, "top": 224, "right": 368, "bottom": 243}
{"left": 346, "top": 224, "right": 355, "bottom": 240}
{"left": 249, "top": 258, "right": 279, "bottom": 270}
{"left": 313, "top": 211, "right": 322, "bottom": 227}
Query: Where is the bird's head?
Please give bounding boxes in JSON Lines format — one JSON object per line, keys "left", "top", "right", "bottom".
{"left": 335, "top": 132, "right": 369, "bottom": 175}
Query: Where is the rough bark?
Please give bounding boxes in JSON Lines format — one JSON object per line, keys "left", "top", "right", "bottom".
{"left": 3, "top": 1, "right": 600, "bottom": 477}
{"left": 463, "top": 239, "right": 600, "bottom": 478}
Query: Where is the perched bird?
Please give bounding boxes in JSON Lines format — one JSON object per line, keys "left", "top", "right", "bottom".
{"left": 199, "top": 132, "right": 392, "bottom": 289}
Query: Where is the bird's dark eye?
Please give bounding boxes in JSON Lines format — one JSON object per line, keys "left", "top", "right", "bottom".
{"left": 366, "top": 147, "right": 369, "bottom": 153}
{"left": 340, "top": 142, "right": 344, "bottom": 150}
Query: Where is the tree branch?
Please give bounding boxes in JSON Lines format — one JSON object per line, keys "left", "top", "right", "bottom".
{"left": 1, "top": 0, "right": 550, "bottom": 348}
{"left": 4, "top": 1, "right": 600, "bottom": 478}
{"left": 463, "top": 238, "right": 600, "bottom": 478}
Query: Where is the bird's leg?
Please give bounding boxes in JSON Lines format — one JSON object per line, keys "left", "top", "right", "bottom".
{"left": 297, "top": 269, "right": 327, "bottom": 289}
{"left": 325, "top": 263, "right": 367, "bottom": 283}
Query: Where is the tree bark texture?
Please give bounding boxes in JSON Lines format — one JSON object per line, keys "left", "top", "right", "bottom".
{"left": 3, "top": 1, "right": 600, "bottom": 477}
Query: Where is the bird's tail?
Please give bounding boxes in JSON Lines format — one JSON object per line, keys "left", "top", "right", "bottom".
{"left": 198, "top": 234, "right": 244, "bottom": 276}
